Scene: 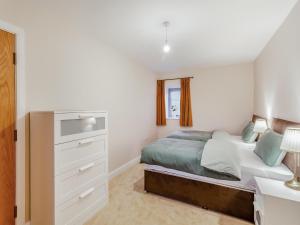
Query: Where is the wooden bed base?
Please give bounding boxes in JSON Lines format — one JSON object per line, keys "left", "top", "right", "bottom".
{"left": 145, "top": 170, "right": 254, "bottom": 222}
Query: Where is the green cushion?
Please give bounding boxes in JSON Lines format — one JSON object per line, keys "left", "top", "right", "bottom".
{"left": 242, "top": 122, "right": 258, "bottom": 143}
{"left": 254, "top": 130, "right": 284, "bottom": 166}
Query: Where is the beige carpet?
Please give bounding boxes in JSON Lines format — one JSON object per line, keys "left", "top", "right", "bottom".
{"left": 86, "top": 164, "right": 253, "bottom": 225}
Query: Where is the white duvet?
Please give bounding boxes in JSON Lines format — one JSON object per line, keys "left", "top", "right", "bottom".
{"left": 201, "top": 139, "right": 242, "bottom": 179}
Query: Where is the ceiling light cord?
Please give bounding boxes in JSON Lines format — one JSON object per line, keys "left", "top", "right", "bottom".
{"left": 165, "top": 25, "right": 168, "bottom": 44}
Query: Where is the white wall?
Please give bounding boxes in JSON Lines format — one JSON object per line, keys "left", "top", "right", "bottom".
{"left": 157, "top": 63, "right": 254, "bottom": 137}
{"left": 254, "top": 1, "right": 300, "bottom": 122}
{"left": 0, "top": 1, "right": 157, "bottom": 223}
{"left": 0, "top": 0, "right": 157, "bottom": 172}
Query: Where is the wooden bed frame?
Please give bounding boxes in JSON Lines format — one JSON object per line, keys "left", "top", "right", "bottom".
{"left": 145, "top": 170, "right": 255, "bottom": 222}
{"left": 144, "top": 114, "right": 300, "bottom": 222}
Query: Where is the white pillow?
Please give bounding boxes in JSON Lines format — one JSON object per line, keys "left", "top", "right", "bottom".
{"left": 212, "top": 130, "right": 231, "bottom": 140}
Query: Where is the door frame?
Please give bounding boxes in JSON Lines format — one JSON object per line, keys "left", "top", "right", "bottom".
{"left": 0, "top": 20, "right": 26, "bottom": 225}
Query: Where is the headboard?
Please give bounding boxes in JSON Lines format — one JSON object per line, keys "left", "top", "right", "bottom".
{"left": 252, "top": 115, "right": 300, "bottom": 174}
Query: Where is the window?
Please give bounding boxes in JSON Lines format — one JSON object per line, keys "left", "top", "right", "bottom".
{"left": 167, "top": 88, "right": 180, "bottom": 119}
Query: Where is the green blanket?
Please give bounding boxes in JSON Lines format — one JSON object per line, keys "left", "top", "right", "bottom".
{"left": 141, "top": 138, "right": 238, "bottom": 181}
{"left": 167, "top": 130, "right": 213, "bottom": 142}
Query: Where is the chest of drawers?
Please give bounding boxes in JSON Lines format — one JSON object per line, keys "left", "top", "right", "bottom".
{"left": 30, "top": 111, "right": 108, "bottom": 225}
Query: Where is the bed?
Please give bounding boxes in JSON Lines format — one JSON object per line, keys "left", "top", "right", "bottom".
{"left": 141, "top": 115, "right": 297, "bottom": 222}
{"left": 141, "top": 137, "right": 238, "bottom": 181}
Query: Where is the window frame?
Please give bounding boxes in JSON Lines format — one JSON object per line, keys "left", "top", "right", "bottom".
{"left": 167, "top": 87, "right": 181, "bottom": 120}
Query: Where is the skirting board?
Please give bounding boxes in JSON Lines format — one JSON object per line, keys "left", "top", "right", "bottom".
{"left": 109, "top": 155, "right": 141, "bottom": 180}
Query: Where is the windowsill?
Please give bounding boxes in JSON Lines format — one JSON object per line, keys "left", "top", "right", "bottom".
{"left": 166, "top": 118, "right": 180, "bottom": 120}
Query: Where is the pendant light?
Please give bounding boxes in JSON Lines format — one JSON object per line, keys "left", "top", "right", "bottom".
{"left": 163, "top": 21, "right": 170, "bottom": 53}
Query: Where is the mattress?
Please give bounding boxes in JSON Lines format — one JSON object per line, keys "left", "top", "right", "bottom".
{"left": 144, "top": 135, "right": 293, "bottom": 192}
{"left": 145, "top": 164, "right": 256, "bottom": 192}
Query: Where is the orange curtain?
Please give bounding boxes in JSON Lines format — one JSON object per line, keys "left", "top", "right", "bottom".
{"left": 180, "top": 78, "right": 193, "bottom": 127}
{"left": 156, "top": 80, "right": 166, "bottom": 126}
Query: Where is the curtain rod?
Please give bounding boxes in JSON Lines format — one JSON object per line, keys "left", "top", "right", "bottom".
{"left": 161, "top": 76, "right": 194, "bottom": 81}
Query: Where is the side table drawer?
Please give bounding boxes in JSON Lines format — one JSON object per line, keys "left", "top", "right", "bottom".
{"left": 254, "top": 193, "right": 264, "bottom": 214}
{"left": 254, "top": 201, "right": 264, "bottom": 225}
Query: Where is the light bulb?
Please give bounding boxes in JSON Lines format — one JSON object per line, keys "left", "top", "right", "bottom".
{"left": 163, "top": 43, "right": 170, "bottom": 53}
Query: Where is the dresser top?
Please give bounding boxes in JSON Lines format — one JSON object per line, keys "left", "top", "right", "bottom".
{"left": 31, "top": 110, "right": 108, "bottom": 114}
{"left": 255, "top": 177, "right": 300, "bottom": 202}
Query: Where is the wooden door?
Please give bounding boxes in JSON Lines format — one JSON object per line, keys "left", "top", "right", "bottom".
{"left": 0, "top": 29, "right": 16, "bottom": 225}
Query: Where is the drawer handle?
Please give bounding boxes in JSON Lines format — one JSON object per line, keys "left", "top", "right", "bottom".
{"left": 79, "top": 187, "right": 95, "bottom": 199}
{"left": 78, "top": 114, "right": 95, "bottom": 119}
{"left": 78, "top": 162, "right": 95, "bottom": 173}
{"left": 78, "top": 138, "right": 95, "bottom": 145}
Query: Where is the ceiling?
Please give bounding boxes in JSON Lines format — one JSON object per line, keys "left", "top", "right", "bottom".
{"left": 91, "top": 0, "right": 298, "bottom": 73}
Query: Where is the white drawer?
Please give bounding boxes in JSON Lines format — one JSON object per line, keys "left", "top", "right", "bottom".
{"left": 254, "top": 193, "right": 264, "bottom": 214}
{"left": 55, "top": 159, "right": 107, "bottom": 205}
{"left": 54, "top": 136, "right": 107, "bottom": 175}
{"left": 54, "top": 112, "right": 108, "bottom": 144}
{"left": 61, "top": 198, "right": 107, "bottom": 225}
{"left": 55, "top": 182, "right": 108, "bottom": 225}
{"left": 254, "top": 201, "right": 264, "bottom": 225}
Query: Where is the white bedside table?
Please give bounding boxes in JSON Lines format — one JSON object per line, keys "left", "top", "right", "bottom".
{"left": 254, "top": 177, "right": 300, "bottom": 225}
